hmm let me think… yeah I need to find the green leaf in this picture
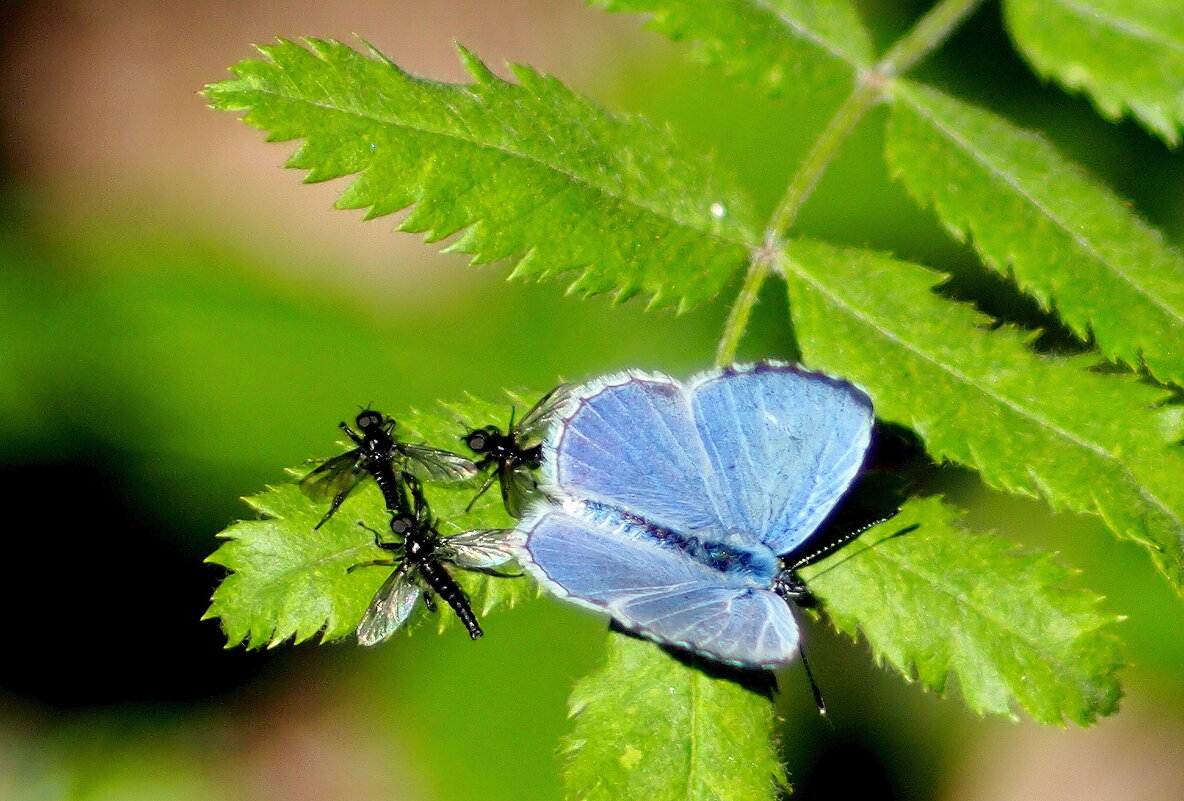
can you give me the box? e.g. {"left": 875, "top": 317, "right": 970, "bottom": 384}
{"left": 204, "top": 399, "right": 534, "bottom": 649}
{"left": 591, "top": 0, "right": 873, "bottom": 95}
{"left": 886, "top": 81, "right": 1184, "bottom": 386}
{"left": 205, "top": 38, "right": 758, "bottom": 310}
{"left": 779, "top": 238, "right": 1184, "bottom": 592}
{"left": 802, "top": 497, "right": 1124, "bottom": 725}
{"left": 1003, "top": 0, "right": 1184, "bottom": 145}
{"left": 563, "top": 632, "right": 786, "bottom": 801}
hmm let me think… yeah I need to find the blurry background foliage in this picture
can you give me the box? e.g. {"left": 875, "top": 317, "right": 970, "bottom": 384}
{"left": 1, "top": 1, "right": 1183, "bottom": 800}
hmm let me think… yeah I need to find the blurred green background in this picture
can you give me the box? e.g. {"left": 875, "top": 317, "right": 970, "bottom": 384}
{"left": 2, "top": 1, "right": 1183, "bottom": 799}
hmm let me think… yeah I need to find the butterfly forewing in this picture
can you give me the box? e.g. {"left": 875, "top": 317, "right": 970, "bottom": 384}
{"left": 689, "top": 365, "right": 873, "bottom": 554}
{"left": 357, "top": 563, "right": 421, "bottom": 645}
{"left": 546, "top": 372, "right": 730, "bottom": 537}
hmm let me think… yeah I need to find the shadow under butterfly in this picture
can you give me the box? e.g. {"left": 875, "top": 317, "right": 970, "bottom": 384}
{"left": 515, "top": 362, "right": 902, "bottom": 669}
{"left": 350, "top": 477, "right": 517, "bottom": 644}
{"left": 300, "top": 408, "right": 477, "bottom": 527}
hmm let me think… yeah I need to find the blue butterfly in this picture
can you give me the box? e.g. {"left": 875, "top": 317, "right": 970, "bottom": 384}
{"left": 515, "top": 362, "right": 874, "bottom": 667}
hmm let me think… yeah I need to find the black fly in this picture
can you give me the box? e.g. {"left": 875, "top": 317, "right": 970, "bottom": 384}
{"left": 461, "top": 384, "right": 571, "bottom": 518}
{"left": 301, "top": 409, "right": 477, "bottom": 528}
{"left": 351, "top": 478, "right": 516, "bottom": 644}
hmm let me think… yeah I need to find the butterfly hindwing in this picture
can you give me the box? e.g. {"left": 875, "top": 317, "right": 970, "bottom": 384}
{"left": 519, "top": 504, "right": 796, "bottom": 666}
{"left": 615, "top": 584, "right": 800, "bottom": 668}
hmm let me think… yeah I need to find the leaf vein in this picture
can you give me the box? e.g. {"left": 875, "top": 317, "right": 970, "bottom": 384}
{"left": 783, "top": 255, "right": 1181, "bottom": 531}
{"left": 900, "top": 91, "right": 1184, "bottom": 327}
{"left": 836, "top": 540, "right": 1096, "bottom": 683}
{"left": 243, "top": 83, "right": 751, "bottom": 252}
{"left": 749, "top": 0, "right": 864, "bottom": 66}
{"left": 1049, "top": 0, "right": 1184, "bottom": 53}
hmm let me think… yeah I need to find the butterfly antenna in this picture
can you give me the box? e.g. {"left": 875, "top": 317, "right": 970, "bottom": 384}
{"left": 787, "top": 509, "right": 903, "bottom": 572}
{"left": 805, "top": 522, "right": 921, "bottom": 584}
{"left": 799, "top": 643, "right": 828, "bottom": 719}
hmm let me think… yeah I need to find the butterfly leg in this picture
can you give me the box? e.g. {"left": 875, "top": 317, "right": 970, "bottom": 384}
{"left": 772, "top": 569, "right": 817, "bottom": 608}
{"left": 798, "top": 644, "right": 827, "bottom": 718}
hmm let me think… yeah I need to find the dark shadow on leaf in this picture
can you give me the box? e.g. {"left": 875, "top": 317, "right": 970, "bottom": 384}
{"left": 607, "top": 621, "right": 779, "bottom": 700}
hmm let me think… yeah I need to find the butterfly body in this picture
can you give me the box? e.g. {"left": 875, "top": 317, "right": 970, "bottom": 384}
{"left": 517, "top": 363, "right": 875, "bottom": 668}
{"left": 572, "top": 497, "right": 781, "bottom": 585}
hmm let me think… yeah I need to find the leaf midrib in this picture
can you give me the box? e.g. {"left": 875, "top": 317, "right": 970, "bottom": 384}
{"left": 235, "top": 527, "right": 377, "bottom": 586}
{"left": 749, "top": 0, "right": 868, "bottom": 67}
{"left": 817, "top": 536, "right": 1104, "bottom": 694}
{"left": 236, "top": 80, "right": 754, "bottom": 253}
{"left": 897, "top": 87, "right": 1184, "bottom": 328}
{"left": 783, "top": 251, "right": 1182, "bottom": 537}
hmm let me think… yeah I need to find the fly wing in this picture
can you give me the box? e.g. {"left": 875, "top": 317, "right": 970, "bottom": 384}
{"left": 513, "top": 383, "right": 575, "bottom": 445}
{"left": 356, "top": 564, "right": 420, "bottom": 645}
{"left": 501, "top": 463, "right": 541, "bottom": 519}
{"left": 299, "top": 451, "right": 365, "bottom": 502}
{"left": 440, "top": 529, "right": 516, "bottom": 569}
{"left": 398, "top": 444, "right": 478, "bottom": 483}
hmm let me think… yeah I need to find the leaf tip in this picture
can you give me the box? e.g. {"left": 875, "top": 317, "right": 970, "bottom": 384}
{"left": 354, "top": 33, "right": 395, "bottom": 66}
{"left": 455, "top": 42, "right": 496, "bottom": 85}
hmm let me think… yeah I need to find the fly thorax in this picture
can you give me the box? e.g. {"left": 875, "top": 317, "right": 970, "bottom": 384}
{"left": 519, "top": 443, "right": 544, "bottom": 469}
{"left": 365, "top": 432, "right": 394, "bottom": 454}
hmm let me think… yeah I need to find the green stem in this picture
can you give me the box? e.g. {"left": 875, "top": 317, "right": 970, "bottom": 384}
{"left": 878, "top": 0, "right": 988, "bottom": 78}
{"left": 766, "top": 82, "right": 881, "bottom": 244}
{"left": 715, "top": 253, "right": 775, "bottom": 366}
{"left": 715, "top": 83, "right": 878, "bottom": 367}
{"left": 714, "top": 0, "right": 987, "bottom": 366}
